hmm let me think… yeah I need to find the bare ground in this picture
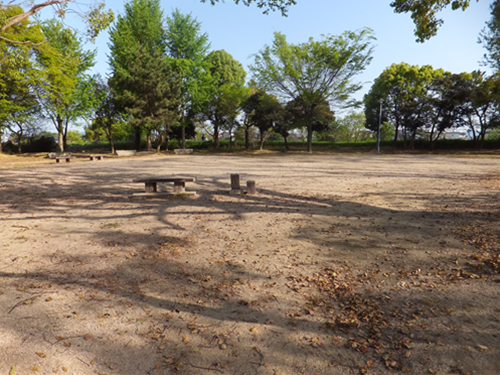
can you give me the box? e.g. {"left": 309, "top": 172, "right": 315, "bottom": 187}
{"left": 0, "top": 153, "right": 499, "bottom": 375}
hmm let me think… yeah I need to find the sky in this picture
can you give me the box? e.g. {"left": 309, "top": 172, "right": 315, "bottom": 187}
{"left": 41, "top": 0, "right": 493, "bottom": 105}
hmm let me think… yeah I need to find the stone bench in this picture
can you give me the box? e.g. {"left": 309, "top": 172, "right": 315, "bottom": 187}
{"left": 55, "top": 157, "right": 72, "bottom": 163}
{"left": 132, "top": 177, "right": 196, "bottom": 196}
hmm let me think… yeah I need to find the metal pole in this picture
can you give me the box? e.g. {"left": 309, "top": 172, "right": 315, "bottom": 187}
{"left": 377, "top": 99, "right": 383, "bottom": 153}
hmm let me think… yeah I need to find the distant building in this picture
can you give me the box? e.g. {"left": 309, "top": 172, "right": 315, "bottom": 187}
{"left": 442, "top": 130, "right": 467, "bottom": 140}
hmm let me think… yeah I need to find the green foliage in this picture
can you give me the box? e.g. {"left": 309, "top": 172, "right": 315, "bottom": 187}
{"left": 318, "top": 112, "right": 372, "bottom": 142}
{"left": 364, "top": 63, "right": 446, "bottom": 147}
{"left": 38, "top": 19, "right": 96, "bottom": 152}
{"left": 110, "top": 44, "right": 182, "bottom": 151}
{"left": 3, "top": 135, "right": 57, "bottom": 153}
{"left": 242, "top": 88, "right": 283, "bottom": 149}
{"left": 165, "top": 9, "right": 211, "bottom": 148}
{"left": 250, "top": 29, "right": 374, "bottom": 152}
{"left": 380, "top": 121, "right": 395, "bottom": 141}
{"left": 0, "top": 6, "right": 45, "bottom": 142}
{"left": 66, "top": 130, "right": 84, "bottom": 143}
{"left": 1, "top": 1, "right": 114, "bottom": 45}
{"left": 202, "top": 0, "right": 296, "bottom": 15}
{"left": 390, "top": 0, "right": 471, "bottom": 42}
{"left": 108, "top": 0, "right": 169, "bottom": 150}
{"left": 199, "top": 50, "right": 247, "bottom": 149}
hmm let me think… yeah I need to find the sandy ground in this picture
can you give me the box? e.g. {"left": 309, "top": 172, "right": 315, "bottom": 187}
{"left": 0, "top": 153, "right": 499, "bottom": 375}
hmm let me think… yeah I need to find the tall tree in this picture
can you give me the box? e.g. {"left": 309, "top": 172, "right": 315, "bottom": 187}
{"left": 479, "top": 0, "right": 500, "bottom": 72}
{"left": 165, "top": 9, "right": 211, "bottom": 149}
{"left": 37, "top": 19, "right": 96, "bottom": 151}
{"left": 108, "top": 0, "right": 166, "bottom": 150}
{"left": 0, "top": 6, "right": 45, "bottom": 153}
{"left": 467, "top": 71, "right": 500, "bottom": 149}
{"left": 200, "top": 49, "right": 246, "bottom": 149}
{"left": 251, "top": 29, "right": 374, "bottom": 152}
{"left": 364, "top": 63, "right": 444, "bottom": 148}
{"left": 112, "top": 44, "right": 181, "bottom": 152}
{"left": 241, "top": 88, "right": 281, "bottom": 150}
{"left": 91, "top": 75, "right": 123, "bottom": 153}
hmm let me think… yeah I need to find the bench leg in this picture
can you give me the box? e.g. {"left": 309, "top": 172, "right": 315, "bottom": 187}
{"left": 145, "top": 182, "right": 157, "bottom": 193}
{"left": 56, "top": 159, "right": 60, "bottom": 163}
{"left": 97, "top": 156, "right": 103, "bottom": 160}
{"left": 174, "top": 181, "right": 186, "bottom": 193}
{"left": 90, "top": 156, "right": 95, "bottom": 161}
{"left": 66, "top": 158, "right": 71, "bottom": 162}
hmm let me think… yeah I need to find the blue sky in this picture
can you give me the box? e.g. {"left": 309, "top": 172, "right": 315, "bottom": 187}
{"left": 46, "top": 0, "right": 493, "bottom": 103}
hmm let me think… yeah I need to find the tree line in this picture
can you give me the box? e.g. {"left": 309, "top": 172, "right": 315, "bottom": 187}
{"left": 1, "top": 0, "right": 499, "bottom": 154}
{"left": 1, "top": 0, "right": 375, "bottom": 154}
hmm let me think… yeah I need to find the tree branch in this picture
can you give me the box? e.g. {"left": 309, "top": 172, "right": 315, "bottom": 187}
{"left": 1, "top": 0, "right": 70, "bottom": 33}
{"left": 0, "top": 34, "right": 47, "bottom": 46}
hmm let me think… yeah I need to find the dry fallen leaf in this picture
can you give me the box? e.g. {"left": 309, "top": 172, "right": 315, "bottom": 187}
{"left": 250, "top": 327, "right": 258, "bottom": 332}
{"left": 35, "top": 352, "right": 46, "bottom": 358}
{"left": 183, "top": 337, "right": 190, "bottom": 343}
{"left": 9, "top": 366, "right": 16, "bottom": 375}
{"left": 84, "top": 334, "right": 91, "bottom": 341}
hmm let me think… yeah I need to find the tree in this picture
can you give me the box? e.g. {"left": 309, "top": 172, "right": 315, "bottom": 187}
{"left": 91, "top": 75, "right": 123, "bottom": 153}
{"left": 1, "top": 0, "right": 294, "bottom": 46}
{"left": 242, "top": 88, "right": 283, "bottom": 150}
{"left": 200, "top": 49, "right": 246, "bottom": 149}
{"left": 318, "top": 112, "right": 371, "bottom": 142}
{"left": 108, "top": 0, "right": 167, "bottom": 150}
{"left": 111, "top": 44, "right": 182, "bottom": 152}
{"left": 364, "top": 63, "right": 444, "bottom": 149}
{"left": 250, "top": 29, "right": 374, "bottom": 153}
{"left": 467, "top": 71, "right": 500, "bottom": 149}
{"left": 0, "top": 6, "right": 46, "bottom": 154}
{"left": 390, "top": 0, "right": 473, "bottom": 42}
{"left": 37, "top": 19, "right": 96, "bottom": 152}
{"left": 479, "top": 0, "right": 500, "bottom": 71}
{"left": 165, "top": 9, "right": 211, "bottom": 149}
{"left": 0, "top": 1, "right": 114, "bottom": 45}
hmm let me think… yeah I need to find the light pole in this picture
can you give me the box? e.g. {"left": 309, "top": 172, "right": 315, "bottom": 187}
{"left": 377, "top": 98, "right": 383, "bottom": 153}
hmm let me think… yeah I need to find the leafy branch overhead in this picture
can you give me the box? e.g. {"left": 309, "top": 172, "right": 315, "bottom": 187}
{"left": 202, "top": 0, "right": 297, "bottom": 15}
{"left": 0, "top": 0, "right": 114, "bottom": 45}
{"left": 390, "top": 0, "right": 473, "bottom": 42}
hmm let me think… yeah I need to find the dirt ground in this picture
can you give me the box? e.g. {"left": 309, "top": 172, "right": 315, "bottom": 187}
{"left": 0, "top": 152, "right": 499, "bottom": 375}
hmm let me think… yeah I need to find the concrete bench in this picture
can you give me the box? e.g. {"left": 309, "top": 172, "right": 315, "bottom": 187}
{"left": 55, "top": 157, "right": 72, "bottom": 163}
{"left": 89, "top": 154, "right": 105, "bottom": 161}
{"left": 132, "top": 177, "right": 196, "bottom": 196}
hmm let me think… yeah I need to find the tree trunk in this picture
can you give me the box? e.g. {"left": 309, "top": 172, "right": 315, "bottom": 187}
{"left": 165, "top": 124, "right": 169, "bottom": 151}
{"left": 57, "top": 115, "right": 64, "bottom": 152}
{"left": 156, "top": 129, "right": 164, "bottom": 153}
{"left": 135, "top": 128, "right": 141, "bottom": 151}
{"left": 259, "top": 129, "right": 265, "bottom": 150}
{"left": 307, "top": 123, "right": 313, "bottom": 153}
{"left": 284, "top": 135, "right": 289, "bottom": 150}
{"left": 147, "top": 131, "right": 152, "bottom": 151}
{"left": 108, "top": 126, "right": 115, "bottom": 154}
{"left": 181, "top": 125, "right": 186, "bottom": 149}
{"left": 213, "top": 124, "right": 219, "bottom": 149}
{"left": 17, "top": 133, "right": 22, "bottom": 154}
{"left": 63, "top": 119, "right": 69, "bottom": 151}
{"left": 245, "top": 125, "right": 249, "bottom": 150}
